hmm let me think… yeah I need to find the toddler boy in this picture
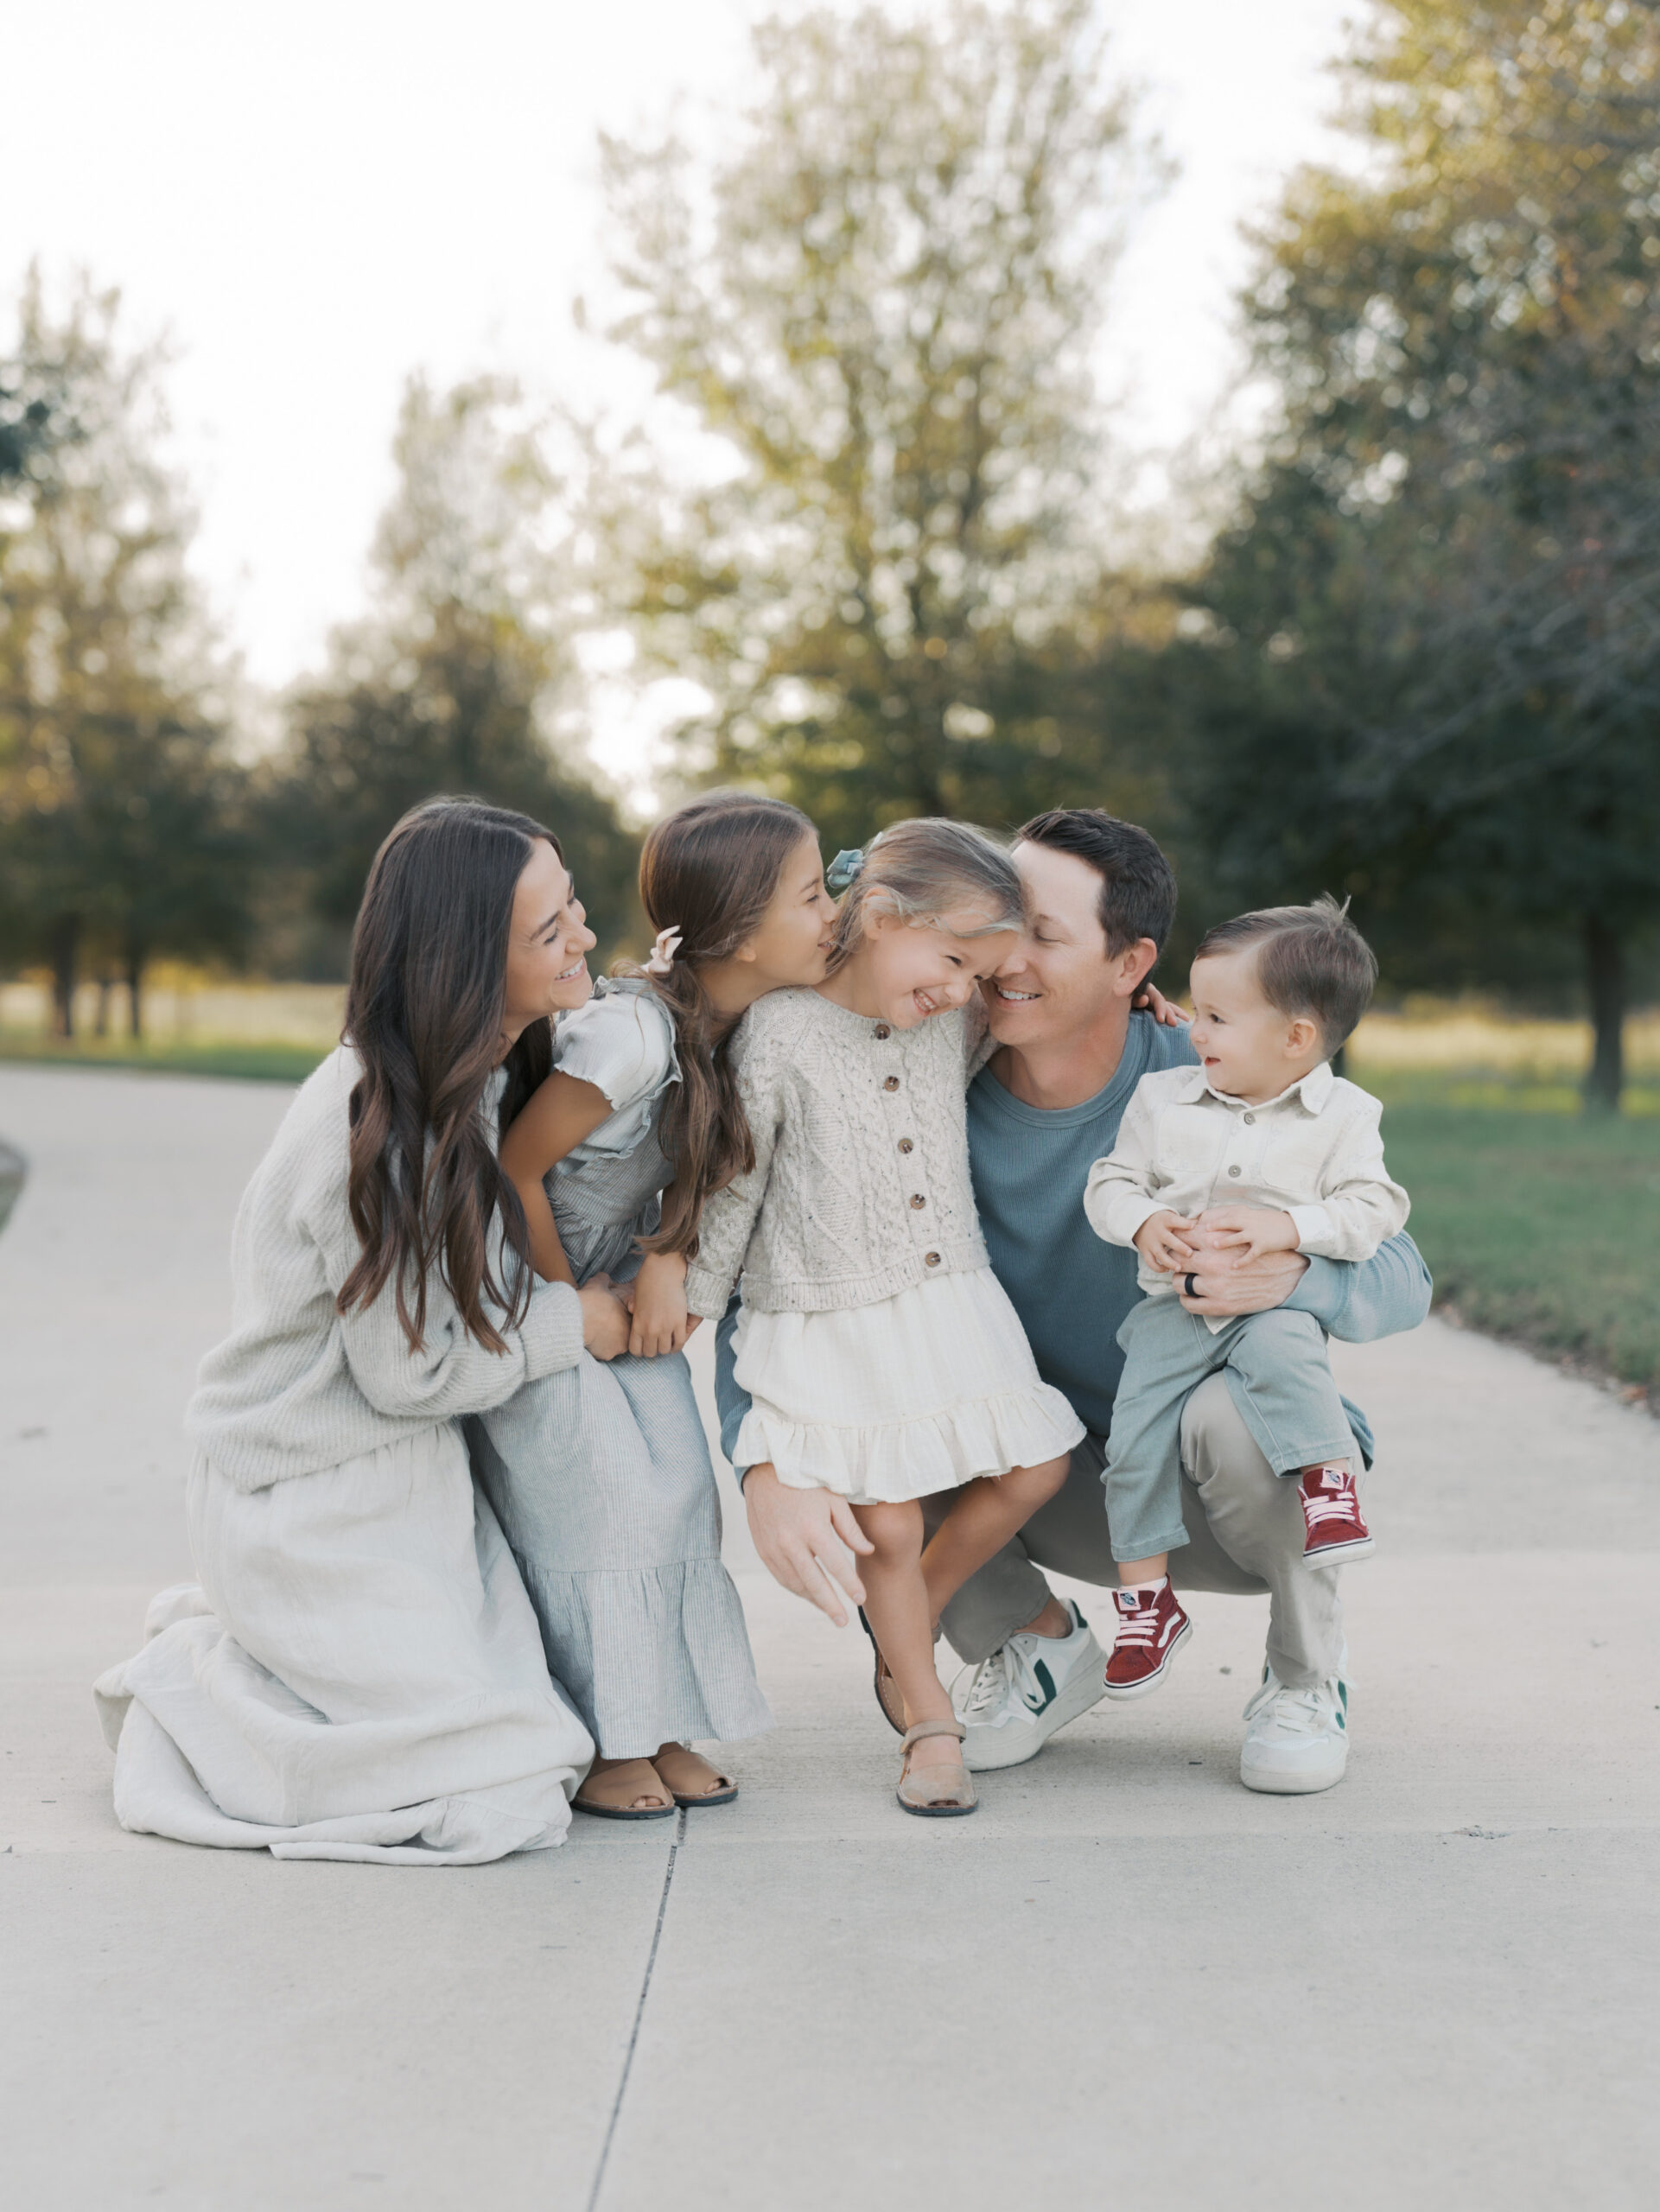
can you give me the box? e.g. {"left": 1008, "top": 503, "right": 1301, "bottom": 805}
{"left": 1082, "top": 895, "right": 1409, "bottom": 1697}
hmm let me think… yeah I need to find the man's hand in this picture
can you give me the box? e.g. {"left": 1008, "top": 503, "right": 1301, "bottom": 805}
{"left": 578, "top": 1273, "right": 633, "bottom": 1362}
{"left": 1195, "top": 1205, "right": 1299, "bottom": 1263}
{"left": 625, "top": 1249, "right": 700, "bottom": 1358}
{"left": 1134, "top": 1209, "right": 1199, "bottom": 1273}
{"left": 743, "top": 1463, "right": 874, "bottom": 1626}
{"left": 1175, "top": 1225, "right": 1309, "bottom": 1317}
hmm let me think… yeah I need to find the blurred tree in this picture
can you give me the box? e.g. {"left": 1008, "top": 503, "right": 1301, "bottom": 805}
{"left": 1171, "top": 0, "right": 1660, "bottom": 1108}
{"left": 590, "top": 0, "right": 1167, "bottom": 847}
{"left": 274, "top": 375, "right": 639, "bottom": 968}
{"left": 0, "top": 270, "right": 249, "bottom": 1035}
{"left": 0, "top": 346, "right": 69, "bottom": 484}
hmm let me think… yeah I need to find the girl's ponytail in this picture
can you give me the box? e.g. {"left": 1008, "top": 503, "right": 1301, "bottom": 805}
{"left": 626, "top": 791, "right": 817, "bottom": 1255}
{"left": 638, "top": 957, "right": 754, "bottom": 1255}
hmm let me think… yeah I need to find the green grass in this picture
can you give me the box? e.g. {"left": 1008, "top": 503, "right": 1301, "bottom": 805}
{"left": 0, "top": 1029, "right": 329, "bottom": 1084}
{"left": 1366, "top": 1071, "right": 1660, "bottom": 1397}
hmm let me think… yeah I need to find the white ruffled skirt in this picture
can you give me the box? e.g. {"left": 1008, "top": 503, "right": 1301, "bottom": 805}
{"left": 732, "top": 1265, "right": 1084, "bottom": 1506}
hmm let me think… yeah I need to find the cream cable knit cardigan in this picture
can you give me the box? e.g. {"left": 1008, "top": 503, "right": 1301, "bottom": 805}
{"left": 684, "top": 988, "right": 992, "bottom": 1320}
{"left": 187, "top": 1046, "right": 585, "bottom": 1490}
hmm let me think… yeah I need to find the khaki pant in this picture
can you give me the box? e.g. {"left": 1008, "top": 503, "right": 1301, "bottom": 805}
{"left": 927, "top": 1371, "right": 1355, "bottom": 1689}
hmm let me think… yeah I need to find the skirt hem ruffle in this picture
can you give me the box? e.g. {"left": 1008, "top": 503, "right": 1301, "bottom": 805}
{"left": 517, "top": 1556, "right": 773, "bottom": 1761}
{"left": 734, "top": 1387, "right": 1084, "bottom": 1507}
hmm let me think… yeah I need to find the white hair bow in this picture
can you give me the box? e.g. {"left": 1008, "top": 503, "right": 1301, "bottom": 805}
{"left": 646, "top": 926, "right": 683, "bottom": 976}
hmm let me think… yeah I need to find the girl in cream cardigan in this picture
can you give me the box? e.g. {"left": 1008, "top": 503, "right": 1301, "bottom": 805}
{"left": 684, "top": 821, "right": 1084, "bottom": 1815}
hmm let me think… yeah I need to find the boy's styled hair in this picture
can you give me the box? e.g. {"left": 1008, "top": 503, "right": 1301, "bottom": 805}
{"left": 1195, "top": 894, "right": 1378, "bottom": 1052}
{"left": 829, "top": 817, "right": 1024, "bottom": 967}
{"left": 1015, "top": 808, "right": 1177, "bottom": 956}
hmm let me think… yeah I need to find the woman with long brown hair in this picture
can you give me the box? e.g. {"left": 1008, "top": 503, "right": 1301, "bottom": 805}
{"left": 96, "top": 799, "right": 627, "bottom": 1863}
{"left": 477, "top": 791, "right": 838, "bottom": 1816}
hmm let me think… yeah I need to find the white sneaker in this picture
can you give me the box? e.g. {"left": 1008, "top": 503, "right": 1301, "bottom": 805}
{"left": 1238, "top": 1654, "right": 1351, "bottom": 1796}
{"left": 952, "top": 1602, "right": 1107, "bottom": 1771}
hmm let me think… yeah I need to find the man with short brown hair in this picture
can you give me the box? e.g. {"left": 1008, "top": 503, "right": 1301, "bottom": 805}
{"left": 720, "top": 810, "right": 1430, "bottom": 1793}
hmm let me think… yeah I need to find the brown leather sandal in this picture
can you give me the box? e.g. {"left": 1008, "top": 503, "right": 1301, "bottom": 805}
{"left": 896, "top": 1719, "right": 977, "bottom": 1817}
{"left": 652, "top": 1743, "right": 738, "bottom": 1808}
{"left": 574, "top": 1758, "right": 676, "bottom": 1821}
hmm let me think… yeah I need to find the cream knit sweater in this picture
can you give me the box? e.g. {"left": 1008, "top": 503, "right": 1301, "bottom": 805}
{"left": 186, "top": 1046, "right": 585, "bottom": 1490}
{"left": 684, "top": 989, "right": 991, "bottom": 1320}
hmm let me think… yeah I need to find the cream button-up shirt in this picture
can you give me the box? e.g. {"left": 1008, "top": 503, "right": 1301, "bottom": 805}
{"left": 1084, "top": 1058, "right": 1409, "bottom": 1326}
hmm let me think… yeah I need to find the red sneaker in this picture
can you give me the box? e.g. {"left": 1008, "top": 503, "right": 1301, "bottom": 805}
{"left": 1102, "top": 1580, "right": 1192, "bottom": 1700}
{"left": 1297, "top": 1465, "right": 1375, "bottom": 1561}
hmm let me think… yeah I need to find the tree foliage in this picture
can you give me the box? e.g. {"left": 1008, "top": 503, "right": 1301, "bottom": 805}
{"left": 0, "top": 270, "right": 249, "bottom": 1034}
{"left": 1172, "top": 0, "right": 1660, "bottom": 1106}
{"left": 272, "top": 376, "right": 639, "bottom": 968}
{"left": 592, "top": 0, "right": 1167, "bottom": 847}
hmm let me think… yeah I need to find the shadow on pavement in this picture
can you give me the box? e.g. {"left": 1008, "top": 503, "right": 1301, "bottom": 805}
{"left": 0, "top": 1138, "right": 25, "bottom": 1235}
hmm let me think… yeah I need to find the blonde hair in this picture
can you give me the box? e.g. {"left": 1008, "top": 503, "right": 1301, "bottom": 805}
{"left": 829, "top": 817, "right": 1024, "bottom": 969}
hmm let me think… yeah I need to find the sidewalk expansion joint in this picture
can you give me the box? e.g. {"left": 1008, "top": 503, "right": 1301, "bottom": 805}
{"left": 585, "top": 1804, "right": 686, "bottom": 2211}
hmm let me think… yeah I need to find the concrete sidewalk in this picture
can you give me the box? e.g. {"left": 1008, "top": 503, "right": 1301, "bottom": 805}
{"left": 2, "top": 1065, "right": 1656, "bottom": 2210}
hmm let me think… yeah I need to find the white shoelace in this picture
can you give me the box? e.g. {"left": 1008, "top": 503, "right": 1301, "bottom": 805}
{"left": 1301, "top": 1472, "right": 1363, "bottom": 1532}
{"left": 961, "top": 1651, "right": 1011, "bottom": 1719}
{"left": 1243, "top": 1676, "right": 1332, "bottom": 1733}
{"left": 1110, "top": 1594, "right": 1161, "bottom": 1649}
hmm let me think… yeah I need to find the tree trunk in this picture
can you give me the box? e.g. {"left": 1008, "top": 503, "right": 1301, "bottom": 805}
{"left": 1583, "top": 914, "right": 1625, "bottom": 1114}
{"left": 48, "top": 916, "right": 80, "bottom": 1039}
{"left": 94, "top": 978, "right": 111, "bottom": 1038}
{"left": 125, "top": 941, "right": 146, "bottom": 1042}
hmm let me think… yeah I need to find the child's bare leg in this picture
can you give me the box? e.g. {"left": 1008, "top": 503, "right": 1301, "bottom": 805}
{"left": 1117, "top": 1551, "right": 1168, "bottom": 1587}
{"left": 919, "top": 1453, "right": 1071, "bottom": 1624}
{"left": 852, "top": 1500, "right": 958, "bottom": 1773}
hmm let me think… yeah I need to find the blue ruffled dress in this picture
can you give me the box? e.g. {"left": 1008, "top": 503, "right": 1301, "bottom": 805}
{"left": 468, "top": 979, "right": 771, "bottom": 1759}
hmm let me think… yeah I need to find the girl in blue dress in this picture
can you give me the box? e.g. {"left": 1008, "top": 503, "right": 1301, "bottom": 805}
{"left": 472, "top": 792, "right": 839, "bottom": 1818}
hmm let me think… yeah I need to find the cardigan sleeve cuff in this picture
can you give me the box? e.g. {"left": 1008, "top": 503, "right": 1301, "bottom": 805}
{"left": 684, "top": 1262, "right": 735, "bottom": 1323}
{"left": 519, "top": 1281, "right": 586, "bottom": 1379}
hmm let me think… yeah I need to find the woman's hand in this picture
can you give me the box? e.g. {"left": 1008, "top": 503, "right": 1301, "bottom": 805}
{"left": 1131, "top": 980, "right": 1187, "bottom": 1028}
{"left": 578, "top": 1273, "right": 633, "bottom": 1363}
{"left": 626, "top": 1249, "right": 699, "bottom": 1358}
{"left": 742, "top": 1464, "right": 874, "bottom": 1625}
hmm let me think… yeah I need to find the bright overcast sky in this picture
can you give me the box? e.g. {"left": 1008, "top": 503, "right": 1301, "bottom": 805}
{"left": 6, "top": 0, "right": 1359, "bottom": 798}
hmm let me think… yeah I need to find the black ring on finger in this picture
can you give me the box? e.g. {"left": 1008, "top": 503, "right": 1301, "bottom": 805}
{"left": 1184, "top": 1272, "right": 1199, "bottom": 1299}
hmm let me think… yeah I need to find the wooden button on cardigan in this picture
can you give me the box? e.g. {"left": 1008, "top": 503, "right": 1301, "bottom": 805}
{"left": 684, "top": 989, "right": 992, "bottom": 1319}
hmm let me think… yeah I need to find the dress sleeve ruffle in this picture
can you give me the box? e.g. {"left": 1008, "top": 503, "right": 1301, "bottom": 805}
{"left": 553, "top": 982, "right": 679, "bottom": 1116}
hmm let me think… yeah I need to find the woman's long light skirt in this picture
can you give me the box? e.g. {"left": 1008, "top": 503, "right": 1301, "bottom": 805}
{"left": 93, "top": 1425, "right": 592, "bottom": 1865}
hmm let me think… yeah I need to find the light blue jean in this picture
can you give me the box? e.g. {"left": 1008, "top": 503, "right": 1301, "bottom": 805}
{"left": 1103, "top": 1298, "right": 1358, "bottom": 1565}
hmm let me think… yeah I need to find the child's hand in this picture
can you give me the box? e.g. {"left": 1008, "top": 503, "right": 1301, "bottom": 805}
{"left": 627, "top": 1249, "right": 698, "bottom": 1358}
{"left": 1196, "top": 1205, "right": 1300, "bottom": 1261}
{"left": 1130, "top": 980, "right": 1188, "bottom": 1029}
{"left": 1133, "top": 1210, "right": 1198, "bottom": 1273}
{"left": 579, "top": 1274, "right": 633, "bottom": 1363}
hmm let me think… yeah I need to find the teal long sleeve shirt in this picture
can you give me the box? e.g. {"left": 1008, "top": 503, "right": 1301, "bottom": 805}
{"left": 713, "top": 1009, "right": 1431, "bottom": 1476}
